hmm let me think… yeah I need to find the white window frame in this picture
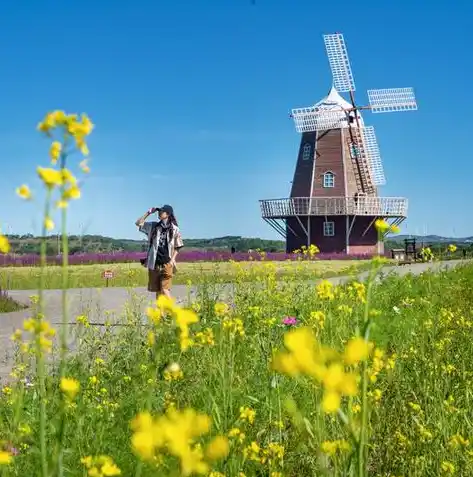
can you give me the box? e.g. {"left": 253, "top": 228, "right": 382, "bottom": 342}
{"left": 323, "top": 171, "right": 335, "bottom": 188}
{"left": 302, "top": 143, "right": 311, "bottom": 161}
{"left": 323, "top": 221, "right": 335, "bottom": 237}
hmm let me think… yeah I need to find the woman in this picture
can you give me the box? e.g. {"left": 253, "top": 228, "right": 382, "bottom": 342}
{"left": 135, "top": 204, "right": 184, "bottom": 298}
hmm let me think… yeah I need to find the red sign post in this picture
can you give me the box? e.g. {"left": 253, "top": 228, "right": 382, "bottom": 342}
{"left": 102, "top": 270, "right": 114, "bottom": 287}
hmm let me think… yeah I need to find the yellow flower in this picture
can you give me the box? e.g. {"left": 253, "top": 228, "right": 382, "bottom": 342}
{"left": 37, "top": 166, "right": 63, "bottom": 188}
{"left": 239, "top": 406, "right": 256, "bottom": 424}
{"left": 16, "top": 184, "right": 32, "bottom": 200}
{"left": 44, "top": 217, "right": 55, "bottom": 231}
{"left": 344, "top": 337, "right": 370, "bottom": 365}
{"left": 49, "top": 141, "right": 62, "bottom": 164}
{"left": 316, "top": 280, "right": 335, "bottom": 300}
{"left": 0, "top": 234, "right": 10, "bottom": 254}
{"left": 205, "top": 436, "right": 230, "bottom": 460}
{"left": 441, "top": 461, "right": 455, "bottom": 474}
{"left": 0, "top": 451, "right": 12, "bottom": 465}
{"left": 374, "top": 219, "right": 390, "bottom": 233}
{"left": 214, "top": 303, "right": 230, "bottom": 316}
{"left": 322, "top": 391, "right": 341, "bottom": 413}
{"left": 63, "top": 185, "right": 81, "bottom": 201}
{"left": 448, "top": 244, "right": 457, "bottom": 253}
{"left": 60, "top": 377, "right": 80, "bottom": 399}
{"left": 81, "top": 455, "right": 121, "bottom": 476}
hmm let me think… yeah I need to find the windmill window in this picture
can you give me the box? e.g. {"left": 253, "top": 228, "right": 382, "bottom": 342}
{"left": 302, "top": 143, "right": 311, "bottom": 161}
{"left": 323, "top": 221, "right": 335, "bottom": 237}
{"left": 323, "top": 171, "right": 335, "bottom": 188}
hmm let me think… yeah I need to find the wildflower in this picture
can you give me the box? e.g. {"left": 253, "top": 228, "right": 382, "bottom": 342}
{"left": 44, "top": 216, "right": 55, "bottom": 231}
{"left": 449, "top": 434, "right": 470, "bottom": 448}
{"left": 222, "top": 317, "right": 245, "bottom": 337}
{"left": 60, "top": 377, "right": 80, "bottom": 400}
{"left": 344, "top": 337, "right": 370, "bottom": 365}
{"left": 228, "top": 427, "right": 246, "bottom": 444}
{"left": 130, "top": 408, "right": 224, "bottom": 475}
{"left": 448, "top": 244, "right": 457, "bottom": 253}
{"left": 0, "top": 451, "right": 12, "bottom": 465}
{"left": 16, "top": 184, "right": 32, "bottom": 200}
{"left": 195, "top": 328, "right": 215, "bottom": 346}
{"left": 316, "top": 280, "right": 335, "bottom": 300}
{"left": 37, "top": 166, "right": 63, "bottom": 188}
{"left": 80, "top": 455, "right": 121, "bottom": 476}
{"left": 62, "top": 184, "right": 81, "bottom": 201}
{"left": 243, "top": 441, "right": 261, "bottom": 461}
{"left": 239, "top": 407, "right": 256, "bottom": 424}
{"left": 322, "top": 390, "right": 341, "bottom": 413}
{"left": 441, "top": 461, "right": 455, "bottom": 474}
{"left": 0, "top": 233, "right": 10, "bottom": 254}
{"left": 320, "top": 439, "right": 351, "bottom": 456}
{"left": 282, "top": 316, "right": 297, "bottom": 326}
{"left": 205, "top": 436, "right": 230, "bottom": 460}
{"left": 76, "top": 315, "right": 90, "bottom": 327}
{"left": 49, "top": 141, "right": 62, "bottom": 164}
{"left": 164, "top": 362, "right": 183, "bottom": 381}
{"left": 214, "top": 303, "right": 230, "bottom": 316}
{"left": 374, "top": 219, "right": 390, "bottom": 233}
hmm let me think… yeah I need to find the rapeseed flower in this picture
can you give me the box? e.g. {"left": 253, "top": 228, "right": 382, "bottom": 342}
{"left": 131, "top": 408, "right": 226, "bottom": 476}
{"left": 344, "top": 337, "right": 370, "bottom": 365}
{"left": 0, "top": 451, "right": 12, "bottom": 465}
{"left": 0, "top": 233, "right": 10, "bottom": 253}
{"left": 60, "top": 377, "right": 80, "bottom": 400}
{"left": 16, "top": 184, "right": 32, "bottom": 200}
{"left": 80, "top": 455, "right": 121, "bottom": 476}
{"left": 49, "top": 141, "right": 62, "bottom": 164}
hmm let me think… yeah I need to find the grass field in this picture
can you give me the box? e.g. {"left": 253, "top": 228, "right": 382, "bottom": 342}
{"left": 1, "top": 259, "right": 473, "bottom": 476}
{"left": 0, "top": 259, "right": 370, "bottom": 290}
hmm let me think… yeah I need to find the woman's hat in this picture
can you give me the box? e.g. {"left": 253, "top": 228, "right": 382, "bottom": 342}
{"left": 158, "top": 204, "right": 174, "bottom": 215}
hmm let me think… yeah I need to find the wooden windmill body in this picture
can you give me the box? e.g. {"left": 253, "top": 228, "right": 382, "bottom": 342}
{"left": 260, "top": 33, "right": 417, "bottom": 255}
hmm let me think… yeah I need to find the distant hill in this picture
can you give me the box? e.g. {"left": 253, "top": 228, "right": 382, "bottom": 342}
{"left": 5, "top": 233, "right": 472, "bottom": 256}
{"left": 5, "top": 234, "right": 286, "bottom": 255}
{"left": 390, "top": 235, "right": 473, "bottom": 244}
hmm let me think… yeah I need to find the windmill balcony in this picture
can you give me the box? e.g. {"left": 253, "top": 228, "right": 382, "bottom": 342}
{"left": 259, "top": 196, "right": 408, "bottom": 218}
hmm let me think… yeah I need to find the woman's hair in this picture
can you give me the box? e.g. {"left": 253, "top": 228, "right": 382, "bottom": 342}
{"left": 167, "top": 214, "right": 178, "bottom": 241}
{"left": 169, "top": 214, "right": 178, "bottom": 226}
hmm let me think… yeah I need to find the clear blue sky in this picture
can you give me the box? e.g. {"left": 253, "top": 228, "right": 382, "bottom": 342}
{"left": 1, "top": 0, "right": 472, "bottom": 240}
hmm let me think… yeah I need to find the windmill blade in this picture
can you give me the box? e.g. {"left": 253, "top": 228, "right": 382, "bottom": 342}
{"left": 367, "top": 87, "right": 417, "bottom": 113}
{"left": 291, "top": 107, "right": 347, "bottom": 133}
{"left": 323, "top": 33, "right": 356, "bottom": 93}
{"left": 361, "top": 126, "right": 386, "bottom": 186}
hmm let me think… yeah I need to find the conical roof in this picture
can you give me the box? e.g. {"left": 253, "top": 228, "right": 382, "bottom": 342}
{"left": 313, "top": 86, "right": 364, "bottom": 126}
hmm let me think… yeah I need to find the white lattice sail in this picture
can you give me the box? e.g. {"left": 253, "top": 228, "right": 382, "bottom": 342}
{"left": 323, "top": 33, "right": 356, "bottom": 93}
{"left": 291, "top": 108, "right": 347, "bottom": 133}
{"left": 367, "top": 88, "right": 417, "bottom": 113}
{"left": 361, "top": 126, "right": 386, "bottom": 186}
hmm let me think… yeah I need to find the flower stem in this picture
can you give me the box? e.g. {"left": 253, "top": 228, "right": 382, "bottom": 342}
{"left": 57, "top": 149, "right": 69, "bottom": 477}
{"left": 357, "top": 259, "right": 377, "bottom": 477}
{"left": 38, "top": 189, "right": 52, "bottom": 477}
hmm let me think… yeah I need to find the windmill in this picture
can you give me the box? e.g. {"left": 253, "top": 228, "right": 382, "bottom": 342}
{"left": 259, "top": 33, "right": 417, "bottom": 255}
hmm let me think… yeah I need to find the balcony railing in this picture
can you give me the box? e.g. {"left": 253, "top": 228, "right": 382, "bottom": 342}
{"left": 260, "top": 196, "right": 408, "bottom": 218}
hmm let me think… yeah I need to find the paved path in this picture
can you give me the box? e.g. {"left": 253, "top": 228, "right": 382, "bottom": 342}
{"left": 0, "top": 259, "right": 468, "bottom": 381}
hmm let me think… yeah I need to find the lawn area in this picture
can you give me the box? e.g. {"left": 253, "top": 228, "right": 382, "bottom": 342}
{"left": 0, "top": 259, "right": 369, "bottom": 290}
{"left": 1, "top": 260, "right": 473, "bottom": 475}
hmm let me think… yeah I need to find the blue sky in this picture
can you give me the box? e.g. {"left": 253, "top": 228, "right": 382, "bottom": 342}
{"left": 1, "top": 0, "right": 472, "bottom": 240}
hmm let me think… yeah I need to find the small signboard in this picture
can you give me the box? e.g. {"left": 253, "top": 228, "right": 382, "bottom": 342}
{"left": 102, "top": 270, "right": 114, "bottom": 287}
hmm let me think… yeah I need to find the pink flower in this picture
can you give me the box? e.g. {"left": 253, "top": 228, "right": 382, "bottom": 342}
{"left": 282, "top": 316, "right": 297, "bottom": 326}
